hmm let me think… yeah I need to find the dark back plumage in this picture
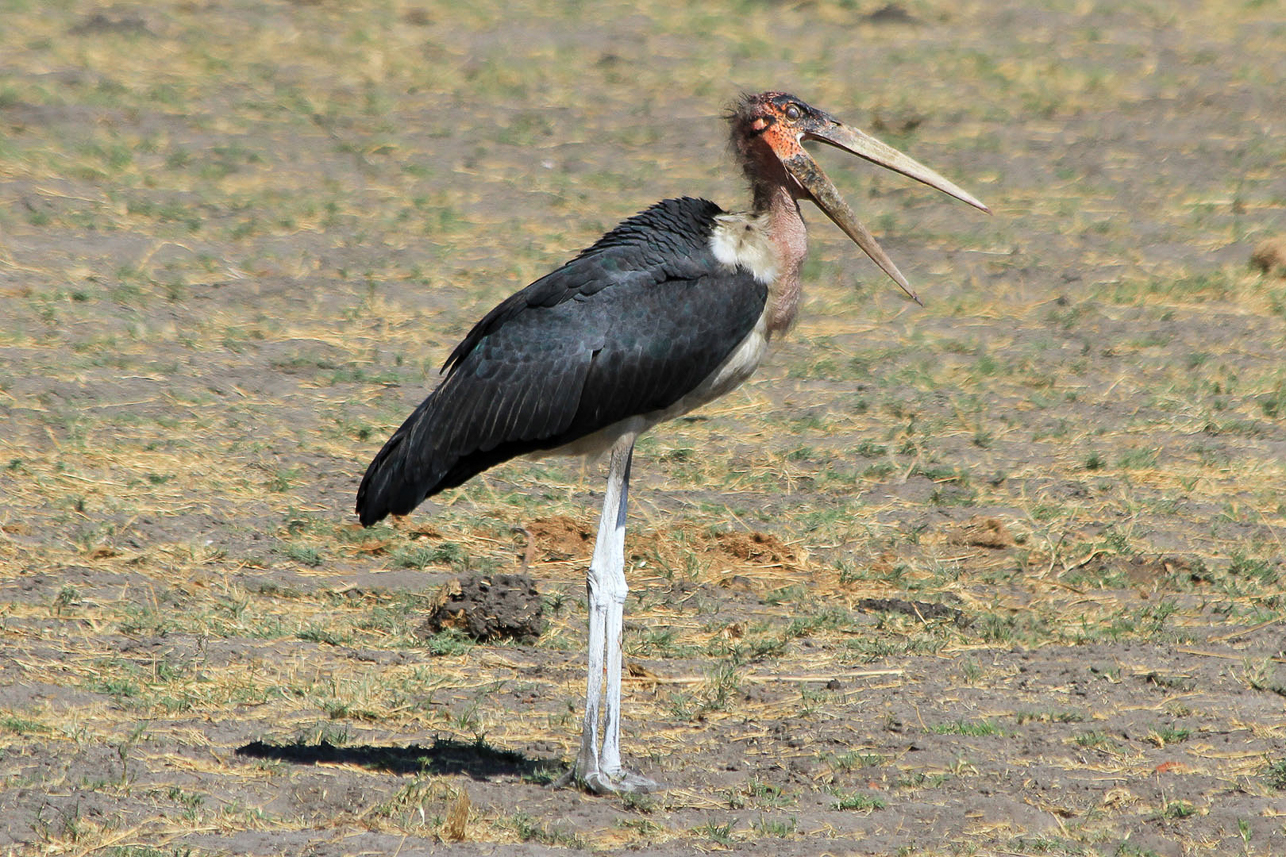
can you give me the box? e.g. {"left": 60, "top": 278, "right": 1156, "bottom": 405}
{"left": 356, "top": 197, "right": 769, "bottom": 525}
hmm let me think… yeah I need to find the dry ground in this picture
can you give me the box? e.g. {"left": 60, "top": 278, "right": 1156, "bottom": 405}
{"left": 2, "top": 0, "right": 1285, "bottom": 854}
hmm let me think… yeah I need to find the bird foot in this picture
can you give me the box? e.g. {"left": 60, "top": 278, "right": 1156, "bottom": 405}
{"left": 586, "top": 768, "right": 661, "bottom": 795}
{"left": 553, "top": 765, "right": 661, "bottom": 795}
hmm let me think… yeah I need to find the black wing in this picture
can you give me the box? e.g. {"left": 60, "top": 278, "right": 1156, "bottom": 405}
{"left": 356, "top": 197, "right": 767, "bottom": 525}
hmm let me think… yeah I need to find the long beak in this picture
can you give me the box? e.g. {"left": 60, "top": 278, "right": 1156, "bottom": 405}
{"left": 783, "top": 119, "right": 989, "bottom": 306}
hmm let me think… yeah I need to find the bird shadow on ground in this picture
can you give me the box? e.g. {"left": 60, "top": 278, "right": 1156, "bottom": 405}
{"left": 235, "top": 736, "right": 556, "bottom": 782}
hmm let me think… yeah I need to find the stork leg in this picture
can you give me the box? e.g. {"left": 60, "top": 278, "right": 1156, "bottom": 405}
{"left": 564, "top": 432, "right": 658, "bottom": 794}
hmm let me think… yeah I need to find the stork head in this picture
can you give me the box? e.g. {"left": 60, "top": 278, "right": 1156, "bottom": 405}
{"left": 729, "top": 91, "right": 989, "bottom": 305}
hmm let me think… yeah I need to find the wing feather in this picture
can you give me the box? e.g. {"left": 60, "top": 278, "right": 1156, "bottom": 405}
{"left": 356, "top": 197, "right": 769, "bottom": 525}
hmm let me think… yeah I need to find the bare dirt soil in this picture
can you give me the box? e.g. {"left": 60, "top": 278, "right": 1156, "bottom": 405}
{"left": 1, "top": 1, "right": 1284, "bottom": 855}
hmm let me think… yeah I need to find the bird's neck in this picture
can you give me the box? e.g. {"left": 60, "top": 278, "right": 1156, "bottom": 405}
{"left": 756, "top": 182, "right": 808, "bottom": 336}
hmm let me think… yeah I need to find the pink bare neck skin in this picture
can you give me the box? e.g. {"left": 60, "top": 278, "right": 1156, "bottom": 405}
{"left": 745, "top": 158, "right": 802, "bottom": 334}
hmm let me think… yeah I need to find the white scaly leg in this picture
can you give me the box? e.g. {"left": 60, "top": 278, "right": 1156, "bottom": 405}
{"left": 595, "top": 442, "right": 657, "bottom": 792}
{"left": 561, "top": 433, "right": 658, "bottom": 794}
{"left": 573, "top": 551, "right": 608, "bottom": 783}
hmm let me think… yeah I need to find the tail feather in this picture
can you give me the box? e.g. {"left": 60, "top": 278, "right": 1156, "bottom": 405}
{"left": 356, "top": 397, "right": 445, "bottom": 527}
{"left": 356, "top": 430, "right": 414, "bottom": 526}
{"left": 355, "top": 392, "right": 549, "bottom": 526}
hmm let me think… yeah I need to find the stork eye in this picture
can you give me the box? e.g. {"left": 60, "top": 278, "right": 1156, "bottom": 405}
{"left": 784, "top": 103, "right": 802, "bottom": 120}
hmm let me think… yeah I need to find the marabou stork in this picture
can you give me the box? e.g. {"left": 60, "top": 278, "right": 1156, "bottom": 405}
{"left": 357, "top": 92, "right": 988, "bottom": 793}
